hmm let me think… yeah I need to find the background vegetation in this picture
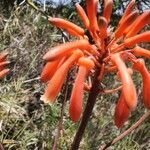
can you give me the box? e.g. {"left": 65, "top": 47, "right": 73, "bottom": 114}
{"left": 0, "top": 0, "right": 150, "bottom": 149}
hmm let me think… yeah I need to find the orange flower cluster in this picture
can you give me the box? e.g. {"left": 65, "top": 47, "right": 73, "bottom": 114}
{"left": 0, "top": 52, "right": 10, "bottom": 79}
{"left": 40, "top": 0, "right": 150, "bottom": 127}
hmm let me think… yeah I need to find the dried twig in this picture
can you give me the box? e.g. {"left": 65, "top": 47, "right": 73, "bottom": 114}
{"left": 0, "top": 142, "right": 4, "bottom": 150}
{"left": 26, "top": 0, "right": 49, "bottom": 18}
{"left": 23, "top": 77, "right": 40, "bottom": 84}
{"left": 99, "top": 110, "right": 150, "bottom": 150}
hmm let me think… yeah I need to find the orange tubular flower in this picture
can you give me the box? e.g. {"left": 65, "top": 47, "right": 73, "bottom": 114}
{"left": 75, "top": 3, "right": 90, "bottom": 29}
{"left": 40, "top": 0, "right": 150, "bottom": 127}
{"left": 69, "top": 57, "right": 94, "bottom": 122}
{"left": 133, "top": 59, "right": 150, "bottom": 109}
{"left": 103, "top": 0, "right": 113, "bottom": 23}
{"left": 114, "top": 93, "right": 130, "bottom": 128}
{"left": 41, "top": 50, "right": 83, "bottom": 103}
{"left": 119, "top": 0, "right": 135, "bottom": 25}
{"left": 48, "top": 18, "right": 85, "bottom": 37}
{"left": 40, "top": 59, "right": 61, "bottom": 83}
{"left": 124, "top": 31, "right": 150, "bottom": 48}
{"left": 132, "top": 46, "right": 150, "bottom": 58}
{"left": 125, "top": 11, "right": 150, "bottom": 38}
{"left": 86, "top": 0, "right": 99, "bottom": 31}
{"left": 43, "top": 39, "right": 95, "bottom": 61}
{"left": 115, "top": 10, "right": 139, "bottom": 38}
{"left": 111, "top": 53, "right": 137, "bottom": 110}
{"left": 116, "top": 68, "right": 133, "bottom": 81}
{"left": 98, "top": 17, "right": 108, "bottom": 39}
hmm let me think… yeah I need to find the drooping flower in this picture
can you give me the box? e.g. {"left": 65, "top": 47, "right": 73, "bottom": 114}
{"left": 114, "top": 93, "right": 130, "bottom": 128}
{"left": 69, "top": 57, "right": 94, "bottom": 122}
{"left": 133, "top": 59, "right": 150, "bottom": 109}
{"left": 111, "top": 53, "right": 137, "bottom": 110}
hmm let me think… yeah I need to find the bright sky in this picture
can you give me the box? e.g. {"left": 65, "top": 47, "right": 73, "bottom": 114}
{"left": 37, "top": 0, "right": 72, "bottom": 4}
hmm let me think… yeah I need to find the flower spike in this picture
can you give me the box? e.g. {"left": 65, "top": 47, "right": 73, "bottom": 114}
{"left": 40, "top": 0, "right": 150, "bottom": 129}
{"left": 0, "top": 61, "right": 10, "bottom": 71}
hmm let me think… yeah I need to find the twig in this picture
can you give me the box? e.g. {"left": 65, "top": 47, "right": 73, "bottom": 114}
{"left": 23, "top": 77, "right": 40, "bottom": 84}
{"left": 0, "top": 142, "right": 4, "bottom": 150}
{"left": 52, "top": 81, "right": 68, "bottom": 150}
{"left": 99, "top": 110, "right": 150, "bottom": 150}
{"left": 25, "top": 0, "right": 49, "bottom": 18}
{"left": 100, "top": 85, "right": 122, "bottom": 94}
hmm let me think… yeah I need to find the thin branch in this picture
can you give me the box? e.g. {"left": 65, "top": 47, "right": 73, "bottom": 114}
{"left": 0, "top": 143, "right": 4, "bottom": 150}
{"left": 100, "top": 85, "right": 122, "bottom": 94}
{"left": 52, "top": 76, "right": 69, "bottom": 150}
{"left": 23, "top": 77, "right": 40, "bottom": 84}
{"left": 25, "top": 0, "right": 49, "bottom": 18}
{"left": 99, "top": 110, "right": 150, "bottom": 150}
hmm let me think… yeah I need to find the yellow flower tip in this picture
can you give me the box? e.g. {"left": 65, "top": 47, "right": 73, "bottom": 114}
{"left": 40, "top": 95, "right": 54, "bottom": 104}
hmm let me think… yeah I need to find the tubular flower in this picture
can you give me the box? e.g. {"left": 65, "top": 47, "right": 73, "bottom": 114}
{"left": 115, "top": 93, "right": 130, "bottom": 128}
{"left": 69, "top": 57, "right": 95, "bottom": 122}
{"left": 40, "top": 0, "right": 150, "bottom": 127}
{"left": 131, "top": 46, "right": 150, "bottom": 58}
{"left": 133, "top": 59, "right": 150, "bottom": 109}
{"left": 40, "top": 59, "right": 60, "bottom": 83}
{"left": 0, "top": 52, "right": 10, "bottom": 78}
{"left": 111, "top": 53, "right": 137, "bottom": 110}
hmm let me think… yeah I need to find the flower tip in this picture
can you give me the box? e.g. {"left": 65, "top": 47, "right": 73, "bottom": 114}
{"left": 69, "top": 112, "right": 80, "bottom": 122}
{"left": 70, "top": 117, "right": 80, "bottom": 122}
{"left": 40, "top": 95, "right": 53, "bottom": 104}
{"left": 43, "top": 53, "right": 54, "bottom": 61}
{"left": 0, "top": 69, "right": 10, "bottom": 78}
{"left": 43, "top": 54, "right": 48, "bottom": 61}
{"left": 115, "top": 121, "right": 124, "bottom": 128}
